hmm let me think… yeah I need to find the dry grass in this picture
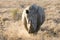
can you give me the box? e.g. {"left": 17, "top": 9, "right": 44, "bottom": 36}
{"left": 0, "top": 0, "right": 60, "bottom": 40}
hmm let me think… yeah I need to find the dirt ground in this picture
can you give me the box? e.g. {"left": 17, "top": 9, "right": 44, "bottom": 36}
{"left": 0, "top": 0, "right": 60, "bottom": 40}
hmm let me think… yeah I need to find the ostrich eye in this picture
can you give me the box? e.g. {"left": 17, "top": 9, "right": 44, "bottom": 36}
{"left": 26, "top": 10, "right": 29, "bottom": 14}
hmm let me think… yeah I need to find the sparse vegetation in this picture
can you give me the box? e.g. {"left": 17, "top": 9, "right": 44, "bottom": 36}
{"left": 10, "top": 8, "right": 21, "bottom": 21}
{"left": 11, "top": 9, "right": 19, "bottom": 20}
{"left": 0, "top": 0, "right": 60, "bottom": 40}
